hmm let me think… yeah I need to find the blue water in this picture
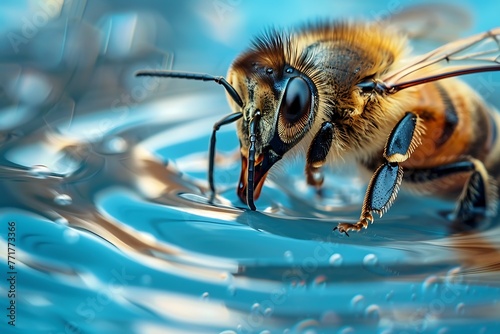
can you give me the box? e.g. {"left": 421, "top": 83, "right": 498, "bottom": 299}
{"left": 1, "top": 1, "right": 500, "bottom": 333}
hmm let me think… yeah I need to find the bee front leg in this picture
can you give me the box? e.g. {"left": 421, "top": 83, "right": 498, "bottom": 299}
{"left": 306, "top": 122, "right": 334, "bottom": 190}
{"left": 334, "top": 112, "right": 422, "bottom": 235}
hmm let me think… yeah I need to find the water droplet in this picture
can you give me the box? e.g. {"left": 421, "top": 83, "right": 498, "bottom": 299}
{"left": 26, "top": 295, "right": 51, "bottom": 306}
{"left": 365, "top": 304, "right": 381, "bottom": 321}
{"left": 351, "top": 294, "right": 365, "bottom": 311}
{"left": 284, "top": 250, "right": 294, "bottom": 262}
{"left": 259, "top": 330, "right": 271, "bottom": 334}
{"left": 219, "top": 331, "right": 237, "bottom": 334}
{"left": 302, "top": 330, "right": 317, "bottom": 334}
{"left": 438, "top": 327, "right": 450, "bottom": 334}
{"left": 455, "top": 302, "right": 465, "bottom": 315}
{"left": 385, "top": 290, "right": 394, "bottom": 301}
{"left": 141, "top": 275, "right": 152, "bottom": 285}
{"left": 339, "top": 326, "right": 355, "bottom": 334}
{"left": 264, "top": 307, "right": 273, "bottom": 317}
{"left": 103, "top": 136, "right": 128, "bottom": 154}
{"left": 29, "top": 164, "right": 51, "bottom": 179}
{"left": 363, "top": 253, "right": 378, "bottom": 266}
{"left": 445, "top": 267, "right": 464, "bottom": 285}
{"left": 320, "top": 310, "right": 340, "bottom": 325}
{"left": 422, "top": 275, "right": 440, "bottom": 293}
{"left": 251, "top": 303, "right": 260, "bottom": 312}
{"left": 293, "top": 319, "right": 319, "bottom": 333}
{"left": 220, "top": 271, "right": 233, "bottom": 282}
{"left": 54, "top": 193, "right": 72, "bottom": 206}
{"left": 329, "top": 253, "right": 343, "bottom": 266}
{"left": 201, "top": 292, "right": 209, "bottom": 300}
{"left": 54, "top": 217, "right": 69, "bottom": 226}
{"left": 227, "top": 285, "right": 236, "bottom": 296}
{"left": 63, "top": 228, "right": 79, "bottom": 244}
{"left": 314, "top": 275, "right": 327, "bottom": 287}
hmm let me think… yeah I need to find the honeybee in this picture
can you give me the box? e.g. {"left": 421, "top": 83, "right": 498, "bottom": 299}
{"left": 137, "top": 14, "right": 500, "bottom": 235}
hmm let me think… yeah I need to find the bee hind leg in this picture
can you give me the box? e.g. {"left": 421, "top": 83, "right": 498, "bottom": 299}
{"left": 334, "top": 112, "right": 422, "bottom": 235}
{"left": 405, "top": 158, "right": 498, "bottom": 227}
{"left": 453, "top": 164, "right": 497, "bottom": 225}
{"left": 443, "top": 159, "right": 496, "bottom": 224}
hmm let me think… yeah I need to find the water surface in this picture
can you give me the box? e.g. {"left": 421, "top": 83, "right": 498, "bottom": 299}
{"left": 1, "top": 1, "right": 500, "bottom": 333}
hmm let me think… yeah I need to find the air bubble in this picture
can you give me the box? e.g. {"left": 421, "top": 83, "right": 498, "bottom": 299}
{"left": 54, "top": 193, "right": 72, "bottom": 206}
{"left": 363, "top": 253, "right": 378, "bottom": 266}
{"left": 329, "top": 253, "right": 343, "bottom": 266}
{"left": 264, "top": 307, "right": 273, "bottom": 317}
{"left": 201, "top": 292, "right": 209, "bottom": 300}
{"left": 29, "top": 164, "right": 51, "bottom": 179}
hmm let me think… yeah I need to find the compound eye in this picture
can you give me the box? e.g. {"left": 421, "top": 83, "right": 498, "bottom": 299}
{"left": 278, "top": 76, "right": 312, "bottom": 143}
{"left": 281, "top": 77, "right": 311, "bottom": 123}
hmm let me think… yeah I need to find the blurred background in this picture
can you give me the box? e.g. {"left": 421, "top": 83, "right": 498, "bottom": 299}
{"left": 1, "top": 1, "right": 500, "bottom": 334}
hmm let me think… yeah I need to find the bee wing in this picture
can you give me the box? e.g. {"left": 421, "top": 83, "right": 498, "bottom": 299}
{"left": 382, "top": 28, "right": 500, "bottom": 93}
{"left": 383, "top": 4, "right": 472, "bottom": 42}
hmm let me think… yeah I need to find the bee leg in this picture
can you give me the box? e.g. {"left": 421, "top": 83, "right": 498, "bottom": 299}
{"left": 208, "top": 112, "right": 243, "bottom": 198}
{"left": 306, "top": 122, "right": 334, "bottom": 191}
{"left": 453, "top": 159, "right": 498, "bottom": 224}
{"left": 334, "top": 112, "right": 421, "bottom": 235}
{"left": 334, "top": 162, "right": 403, "bottom": 234}
{"left": 405, "top": 158, "right": 498, "bottom": 224}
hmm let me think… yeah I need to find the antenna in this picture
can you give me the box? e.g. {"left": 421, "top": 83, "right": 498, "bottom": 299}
{"left": 135, "top": 69, "right": 248, "bottom": 207}
{"left": 135, "top": 70, "right": 244, "bottom": 107}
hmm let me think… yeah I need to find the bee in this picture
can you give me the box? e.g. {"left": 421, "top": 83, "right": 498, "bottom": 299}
{"left": 136, "top": 14, "right": 500, "bottom": 235}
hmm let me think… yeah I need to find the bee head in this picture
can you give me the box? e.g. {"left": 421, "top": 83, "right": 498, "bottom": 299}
{"left": 227, "top": 32, "right": 319, "bottom": 204}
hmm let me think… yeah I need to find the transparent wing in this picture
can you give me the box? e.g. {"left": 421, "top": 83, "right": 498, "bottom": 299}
{"left": 382, "top": 28, "right": 500, "bottom": 93}
{"left": 383, "top": 4, "right": 472, "bottom": 43}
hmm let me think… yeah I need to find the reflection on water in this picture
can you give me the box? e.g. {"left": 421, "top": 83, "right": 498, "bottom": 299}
{"left": 1, "top": 1, "right": 500, "bottom": 334}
